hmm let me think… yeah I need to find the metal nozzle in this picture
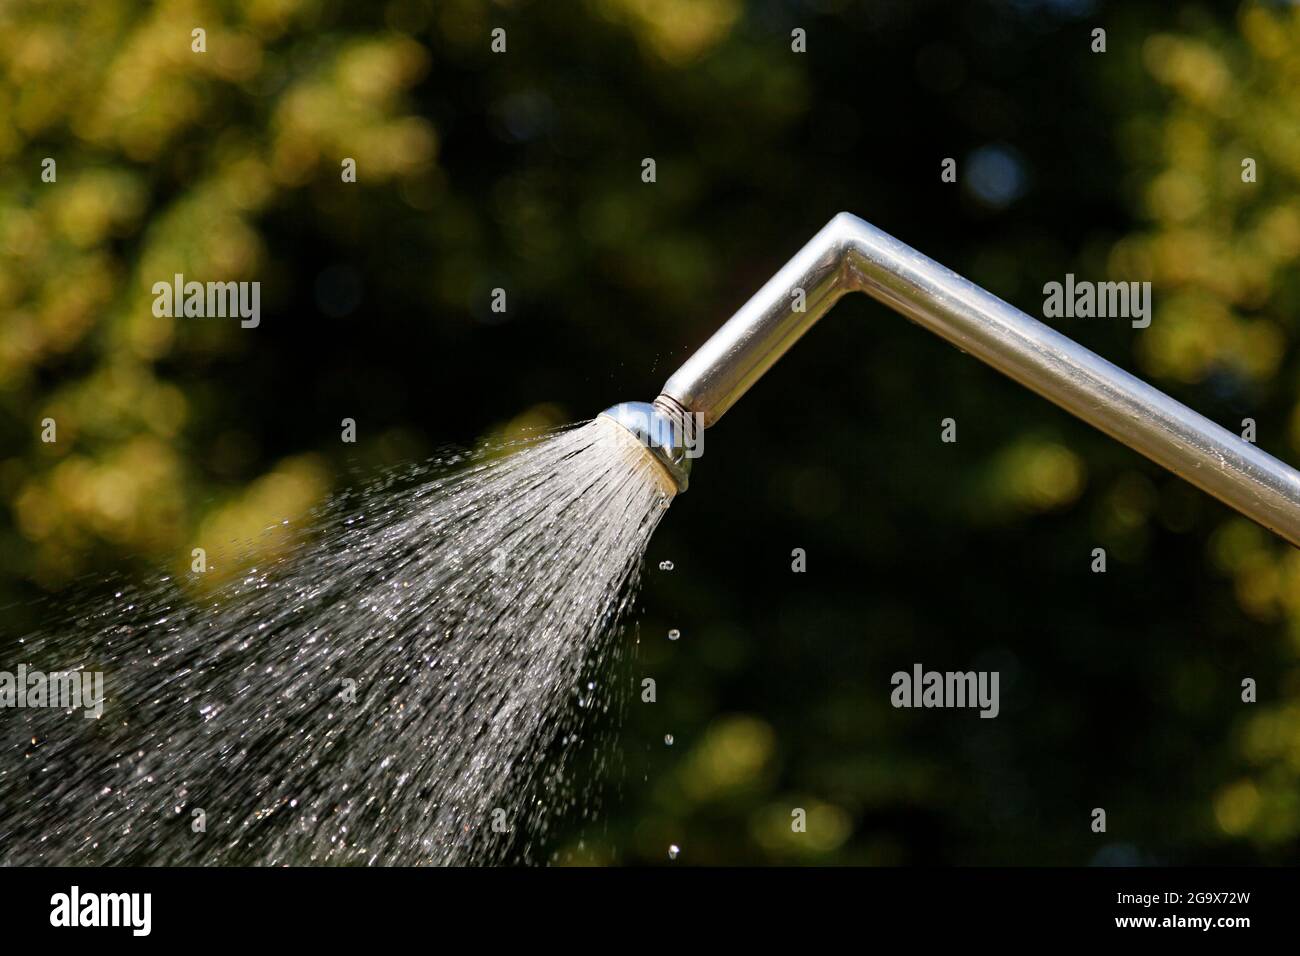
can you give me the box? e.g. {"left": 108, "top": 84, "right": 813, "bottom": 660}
{"left": 598, "top": 399, "right": 692, "bottom": 492}
{"left": 654, "top": 212, "right": 1300, "bottom": 547}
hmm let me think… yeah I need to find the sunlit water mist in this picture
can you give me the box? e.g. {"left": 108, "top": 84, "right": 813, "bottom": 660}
{"left": 0, "top": 417, "right": 674, "bottom": 865}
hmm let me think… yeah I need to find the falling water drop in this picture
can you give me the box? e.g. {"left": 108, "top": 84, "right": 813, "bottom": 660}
{"left": 667, "top": 628, "right": 680, "bottom": 641}
{"left": 664, "top": 734, "right": 674, "bottom": 746}
{"left": 668, "top": 844, "right": 680, "bottom": 860}
{"left": 658, "top": 560, "right": 674, "bottom": 571}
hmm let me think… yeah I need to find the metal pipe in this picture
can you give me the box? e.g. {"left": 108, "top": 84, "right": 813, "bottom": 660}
{"left": 657, "top": 212, "right": 1300, "bottom": 548}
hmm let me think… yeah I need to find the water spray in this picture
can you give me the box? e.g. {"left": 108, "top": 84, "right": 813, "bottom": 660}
{"left": 606, "top": 212, "right": 1300, "bottom": 547}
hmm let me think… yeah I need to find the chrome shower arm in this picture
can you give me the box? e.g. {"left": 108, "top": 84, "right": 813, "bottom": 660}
{"left": 658, "top": 212, "right": 1300, "bottom": 548}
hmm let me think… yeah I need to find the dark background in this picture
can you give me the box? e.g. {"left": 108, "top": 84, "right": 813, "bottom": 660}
{"left": 2, "top": 0, "right": 1298, "bottom": 864}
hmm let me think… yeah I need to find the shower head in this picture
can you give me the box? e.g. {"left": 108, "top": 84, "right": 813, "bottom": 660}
{"left": 641, "top": 212, "right": 1300, "bottom": 548}
{"left": 598, "top": 399, "right": 693, "bottom": 493}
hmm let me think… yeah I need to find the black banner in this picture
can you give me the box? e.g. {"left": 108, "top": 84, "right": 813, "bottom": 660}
{"left": 0, "top": 866, "right": 1285, "bottom": 942}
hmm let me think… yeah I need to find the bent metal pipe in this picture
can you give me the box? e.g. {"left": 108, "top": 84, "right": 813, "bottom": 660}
{"left": 650, "top": 213, "right": 1300, "bottom": 548}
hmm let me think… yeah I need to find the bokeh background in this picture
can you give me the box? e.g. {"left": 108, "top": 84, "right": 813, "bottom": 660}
{"left": 3, "top": 0, "right": 1300, "bottom": 865}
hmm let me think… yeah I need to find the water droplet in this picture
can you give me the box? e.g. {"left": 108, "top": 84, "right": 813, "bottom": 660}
{"left": 664, "top": 734, "right": 674, "bottom": 746}
{"left": 658, "top": 560, "right": 674, "bottom": 571}
{"left": 668, "top": 844, "right": 680, "bottom": 860}
{"left": 667, "top": 628, "right": 680, "bottom": 641}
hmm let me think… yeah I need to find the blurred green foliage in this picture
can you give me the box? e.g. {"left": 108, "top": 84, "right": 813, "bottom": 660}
{"left": 1, "top": 0, "right": 1298, "bottom": 864}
